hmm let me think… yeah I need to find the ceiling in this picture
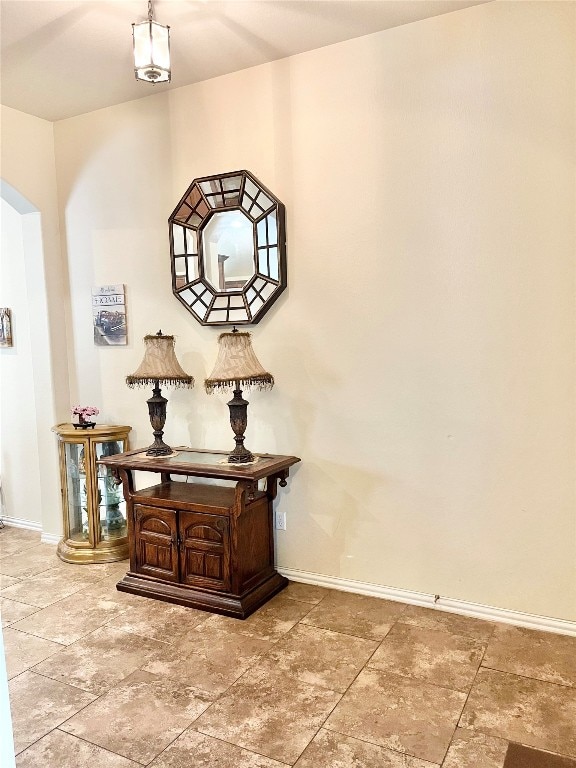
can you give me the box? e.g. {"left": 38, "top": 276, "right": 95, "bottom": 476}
{"left": 0, "top": 0, "right": 490, "bottom": 122}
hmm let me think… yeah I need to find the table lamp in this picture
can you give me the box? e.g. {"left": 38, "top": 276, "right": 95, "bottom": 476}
{"left": 205, "top": 329, "right": 273, "bottom": 463}
{"left": 126, "top": 331, "right": 194, "bottom": 456}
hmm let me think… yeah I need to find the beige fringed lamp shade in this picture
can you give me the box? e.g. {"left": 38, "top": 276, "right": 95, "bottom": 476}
{"left": 126, "top": 333, "right": 194, "bottom": 388}
{"left": 205, "top": 332, "right": 274, "bottom": 393}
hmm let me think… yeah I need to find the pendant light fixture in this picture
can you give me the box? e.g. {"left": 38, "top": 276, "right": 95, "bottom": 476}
{"left": 132, "top": 0, "right": 171, "bottom": 84}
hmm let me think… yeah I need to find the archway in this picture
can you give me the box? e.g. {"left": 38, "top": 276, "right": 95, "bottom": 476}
{"left": 0, "top": 180, "right": 61, "bottom": 540}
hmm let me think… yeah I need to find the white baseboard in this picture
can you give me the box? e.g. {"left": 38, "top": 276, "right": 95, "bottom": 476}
{"left": 1, "top": 518, "right": 60, "bottom": 546}
{"left": 1, "top": 517, "right": 42, "bottom": 532}
{"left": 3, "top": 522, "right": 574, "bottom": 636}
{"left": 278, "top": 567, "right": 576, "bottom": 637}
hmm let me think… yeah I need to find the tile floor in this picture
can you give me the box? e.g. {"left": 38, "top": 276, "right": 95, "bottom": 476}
{"left": 1, "top": 525, "right": 576, "bottom": 767}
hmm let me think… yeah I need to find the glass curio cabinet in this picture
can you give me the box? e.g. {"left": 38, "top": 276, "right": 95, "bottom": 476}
{"left": 52, "top": 423, "right": 131, "bottom": 563}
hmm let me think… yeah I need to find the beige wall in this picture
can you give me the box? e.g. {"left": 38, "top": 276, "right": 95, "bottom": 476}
{"left": 50, "top": 1, "right": 576, "bottom": 620}
{"left": 0, "top": 106, "right": 69, "bottom": 535}
{"left": 0, "top": 200, "right": 42, "bottom": 524}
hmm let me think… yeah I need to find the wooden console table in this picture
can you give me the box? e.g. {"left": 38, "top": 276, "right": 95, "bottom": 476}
{"left": 98, "top": 448, "right": 300, "bottom": 618}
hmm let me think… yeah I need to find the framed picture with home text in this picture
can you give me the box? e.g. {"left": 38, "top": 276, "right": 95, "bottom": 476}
{"left": 92, "top": 285, "right": 127, "bottom": 346}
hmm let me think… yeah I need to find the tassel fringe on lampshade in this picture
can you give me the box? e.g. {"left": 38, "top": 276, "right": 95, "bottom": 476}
{"left": 126, "top": 333, "right": 194, "bottom": 389}
{"left": 205, "top": 332, "right": 274, "bottom": 393}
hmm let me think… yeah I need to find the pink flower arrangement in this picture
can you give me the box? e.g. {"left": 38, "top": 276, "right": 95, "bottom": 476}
{"left": 71, "top": 406, "right": 99, "bottom": 419}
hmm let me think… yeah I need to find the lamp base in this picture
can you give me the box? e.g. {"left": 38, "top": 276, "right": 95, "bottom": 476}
{"left": 227, "top": 446, "right": 254, "bottom": 464}
{"left": 227, "top": 387, "right": 254, "bottom": 463}
{"left": 146, "top": 384, "right": 171, "bottom": 457}
{"left": 145, "top": 440, "right": 173, "bottom": 457}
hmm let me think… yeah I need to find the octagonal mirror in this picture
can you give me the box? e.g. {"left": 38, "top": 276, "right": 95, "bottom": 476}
{"left": 169, "top": 170, "right": 286, "bottom": 326}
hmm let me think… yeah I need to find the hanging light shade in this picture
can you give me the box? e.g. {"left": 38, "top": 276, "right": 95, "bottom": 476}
{"left": 132, "top": 0, "right": 171, "bottom": 84}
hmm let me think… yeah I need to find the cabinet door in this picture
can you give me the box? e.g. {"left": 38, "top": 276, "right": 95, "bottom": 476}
{"left": 134, "top": 504, "right": 178, "bottom": 582}
{"left": 179, "top": 512, "right": 230, "bottom": 592}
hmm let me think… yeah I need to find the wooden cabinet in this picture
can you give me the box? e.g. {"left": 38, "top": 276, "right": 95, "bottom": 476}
{"left": 179, "top": 510, "right": 231, "bottom": 591}
{"left": 131, "top": 485, "right": 236, "bottom": 592}
{"left": 99, "top": 448, "right": 300, "bottom": 618}
{"left": 133, "top": 505, "right": 178, "bottom": 582}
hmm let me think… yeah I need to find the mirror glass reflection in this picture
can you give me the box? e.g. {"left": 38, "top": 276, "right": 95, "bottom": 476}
{"left": 170, "top": 170, "right": 286, "bottom": 325}
{"left": 203, "top": 211, "right": 255, "bottom": 292}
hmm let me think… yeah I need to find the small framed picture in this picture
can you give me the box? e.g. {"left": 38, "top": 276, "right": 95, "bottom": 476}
{"left": 92, "top": 285, "right": 127, "bottom": 346}
{"left": 0, "top": 308, "right": 13, "bottom": 347}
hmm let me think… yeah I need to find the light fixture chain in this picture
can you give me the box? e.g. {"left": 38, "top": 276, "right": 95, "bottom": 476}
{"left": 133, "top": 0, "right": 171, "bottom": 84}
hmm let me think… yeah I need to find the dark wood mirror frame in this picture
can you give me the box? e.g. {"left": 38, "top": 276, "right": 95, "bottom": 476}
{"left": 169, "top": 170, "right": 286, "bottom": 326}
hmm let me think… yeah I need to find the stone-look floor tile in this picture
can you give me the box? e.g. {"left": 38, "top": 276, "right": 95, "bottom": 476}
{"left": 368, "top": 622, "right": 485, "bottom": 691}
{"left": 107, "top": 559, "right": 130, "bottom": 575}
{"left": 301, "top": 590, "right": 406, "bottom": 641}
{"left": 51, "top": 558, "right": 129, "bottom": 579}
{"left": 48, "top": 561, "right": 130, "bottom": 593}
{"left": 0, "top": 565, "right": 102, "bottom": 608}
{"left": 0, "top": 526, "right": 40, "bottom": 541}
{"left": 325, "top": 668, "right": 466, "bottom": 764}
{"left": 105, "top": 598, "right": 208, "bottom": 644}
{"left": 259, "top": 623, "right": 378, "bottom": 692}
{"left": 32, "top": 624, "right": 170, "bottom": 695}
{"left": 398, "top": 605, "right": 495, "bottom": 641}
{"left": 283, "top": 581, "right": 329, "bottom": 605}
{"left": 83, "top": 575, "right": 146, "bottom": 607}
{"left": 0, "top": 573, "right": 21, "bottom": 589}
{"left": 0, "top": 528, "right": 41, "bottom": 558}
{"left": 0, "top": 544, "right": 58, "bottom": 578}
{"left": 1, "top": 597, "right": 40, "bottom": 626}
{"left": 16, "top": 729, "right": 141, "bottom": 768}
{"left": 148, "top": 729, "right": 288, "bottom": 768}
{"left": 10, "top": 584, "right": 130, "bottom": 644}
{"left": 144, "top": 624, "right": 273, "bottom": 695}
{"left": 442, "top": 728, "right": 509, "bottom": 768}
{"left": 194, "top": 666, "right": 342, "bottom": 764}
{"left": 460, "top": 668, "right": 576, "bottom": 758}
{"left": 294, "top": 729, "right": 439, "bottom": 767}
{"left": 3, "top": 627, "right": 63, "bottom": 678}
{"left": 483, "top": 624, "right": 576, "bottom": 687}
{"left": 61, "top": 669, "right": 214, "bottom": 764}
{"left": 9, "top": 670, "right": 96, "bottom": 754}
{"left": 204, "top": 592, "right": 313, "bottom": 642}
